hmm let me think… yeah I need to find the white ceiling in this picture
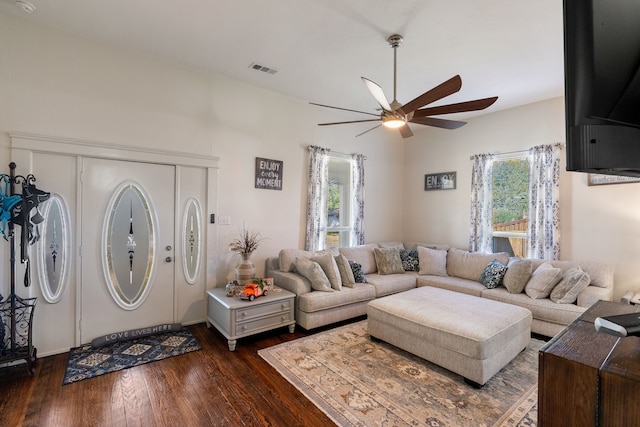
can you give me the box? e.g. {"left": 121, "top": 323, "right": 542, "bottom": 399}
{"left": 0, "top": 0, "right": 565, "bottom": 121}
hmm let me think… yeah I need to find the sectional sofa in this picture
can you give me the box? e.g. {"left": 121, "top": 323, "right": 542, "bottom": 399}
{"left": 264, "top": 242, "right": 614, "bottom": 337}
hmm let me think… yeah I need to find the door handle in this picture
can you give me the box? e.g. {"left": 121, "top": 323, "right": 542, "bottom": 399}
{"left": 165, "top": 257, "right": 173, "bottom": 263}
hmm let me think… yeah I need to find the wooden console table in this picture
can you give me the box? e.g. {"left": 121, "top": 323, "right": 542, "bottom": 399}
{"left": 538, "top": 300, "right": 640, "bottom": 426}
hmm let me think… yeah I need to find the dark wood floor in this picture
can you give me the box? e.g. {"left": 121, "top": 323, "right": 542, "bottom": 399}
{"left": 0, "top": 318, "right": 363, "bottom": 427}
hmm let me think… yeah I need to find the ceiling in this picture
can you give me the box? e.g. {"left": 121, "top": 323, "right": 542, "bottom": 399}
{"left": 0, "top": 0, "right": 565, "bottom": 122}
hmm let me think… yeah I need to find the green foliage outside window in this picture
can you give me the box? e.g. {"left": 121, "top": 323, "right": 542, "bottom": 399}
{"left": 492, "top": 159, "right": 529, "bottom": 224}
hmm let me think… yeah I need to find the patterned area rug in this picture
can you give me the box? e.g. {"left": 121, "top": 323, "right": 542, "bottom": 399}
{"left": 63, "top": 328, "right": 201, "bottom": 385}
{"left": 259, "top": 320, "right": 539, "bottom": 427}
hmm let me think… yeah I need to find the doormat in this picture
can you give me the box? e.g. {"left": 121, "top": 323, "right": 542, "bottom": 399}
{"left": 63, "top": 328, "right": 201, "bottom": 385}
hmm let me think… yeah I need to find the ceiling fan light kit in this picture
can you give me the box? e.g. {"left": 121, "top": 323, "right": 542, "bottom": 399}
{"left": 311, "top": 34, "right": 498, "bottom": 138}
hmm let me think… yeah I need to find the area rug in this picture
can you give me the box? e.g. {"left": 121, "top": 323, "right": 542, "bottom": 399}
{"left": 63, "top": 328, "right": 201, "bottom": 385}
{"left": 259, "top": 320, "right": 539, "bottom": 427}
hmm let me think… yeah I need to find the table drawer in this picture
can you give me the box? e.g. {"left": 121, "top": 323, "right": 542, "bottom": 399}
{"left": 235, "top": 299, "right": 292, "bottom": 322}
{"left": 236, "top": 312, "right": 294, "bottom": 337}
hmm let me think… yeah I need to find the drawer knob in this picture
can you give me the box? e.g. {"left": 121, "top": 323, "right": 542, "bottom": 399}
{"left": 241, "top": 312, "right": 247, "bottom": 317}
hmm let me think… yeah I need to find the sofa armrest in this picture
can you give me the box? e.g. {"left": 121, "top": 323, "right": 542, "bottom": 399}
{"left": 577, "top": 285, "right": 613, "bottom": 308}
{"left": 265, "top": 267, "right": 312, "bottom": 296}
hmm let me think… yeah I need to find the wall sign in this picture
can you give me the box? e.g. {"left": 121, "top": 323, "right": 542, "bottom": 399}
{"left": 255, "top": 157, "right": 283, "bottom": 190}
{"left": 425, "top": 171, "right": 456, "bottom": 191}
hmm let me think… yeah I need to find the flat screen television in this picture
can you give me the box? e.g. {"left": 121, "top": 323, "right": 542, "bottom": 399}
{"left": 564, "top": 0, "right": 640, "bottom": 176}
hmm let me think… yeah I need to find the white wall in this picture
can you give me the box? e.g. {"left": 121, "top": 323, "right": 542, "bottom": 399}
{"left": 404, "top": 97, "right": 640, "bottom": 301}
{"left": 0, "top": 12, "right": 404, "bottom": 353}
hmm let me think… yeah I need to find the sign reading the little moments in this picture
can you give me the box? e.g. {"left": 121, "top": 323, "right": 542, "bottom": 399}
{"left": 255, "top": 157, "right": 283, "bottom": 190}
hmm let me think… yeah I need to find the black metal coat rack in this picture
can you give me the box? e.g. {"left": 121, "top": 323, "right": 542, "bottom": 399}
{"left": 0, "top": 162, "right": 38, "bottom": 374}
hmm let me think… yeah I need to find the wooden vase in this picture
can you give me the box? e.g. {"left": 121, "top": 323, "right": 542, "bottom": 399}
{"left": 235, "top": 253, "right": 256, "bottom": 285}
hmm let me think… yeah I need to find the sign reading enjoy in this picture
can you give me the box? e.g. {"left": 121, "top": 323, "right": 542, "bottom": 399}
{"left": 255, "top": 157, "right": 283, "bottom": 190}
{"left": 424, "top": 171, "right": 456, "bottom": 191}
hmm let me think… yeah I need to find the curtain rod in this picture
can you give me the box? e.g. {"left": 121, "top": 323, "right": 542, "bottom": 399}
{"left": 308, "top": 145, "right": 367, "bottom": 160}
{"left": 470, "top": 148, "right": 528, "bottom": 160}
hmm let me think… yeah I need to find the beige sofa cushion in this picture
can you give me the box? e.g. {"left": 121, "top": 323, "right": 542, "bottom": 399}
{"left": 339, "top": 244, "right": 378, "bottom": 274}
{"left": 550, "top": 267, "right": 590, "bottom": 304}
{"left": 334, "top": 254, "right": 356, "bottom": 288}
{"left": 295, "top": 258, "right": 333, "bottom": 292}
{"left": 503, "top": 260, "right": 532, "bottom": 294}
{"left": 311, "top": 252, "right": 342, "bottom": 291}
{"left": 417, "top": 246, "right": 448, "bottom": 276}
{"left": 525, "top": 263, "right": 562, "bottom": 299}
{"left": 279, "top": 248, "right": 336, "bottom": 272}
{"left": 446, "top": 248, "right": 509, "bottom": 281}
{"left": 373, "top": 247, "right": 405, "bottom": 275}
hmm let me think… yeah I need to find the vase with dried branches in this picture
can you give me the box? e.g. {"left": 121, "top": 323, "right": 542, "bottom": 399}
{"left": 229, "top": 226, "right": 265, "bottom": 285}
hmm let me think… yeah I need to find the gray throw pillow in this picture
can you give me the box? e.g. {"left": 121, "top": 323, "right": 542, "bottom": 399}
{"left": 373, "top": 247, "right": 405, "bottom": 275}
{"left": 525, "top": 263, "right": 563, "bottom": 299}
{"left": 550, "top": 267, "right": 591, "bottom": 304}
{"left": 295, "top": 257, "right": 333, "bottom": 292}
{"left": 311, "top": 252, "right": 342, "bottom": 290}
{"left": 503, "top": 260, "right": 532, "bottom": 294}
{"left": 334, "top": 254, "right": 356, "bottom": 288}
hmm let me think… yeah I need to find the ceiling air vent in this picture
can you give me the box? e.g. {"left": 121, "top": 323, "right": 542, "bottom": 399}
{"left": 249, "top": 63, "right": 278, "bottom": 75}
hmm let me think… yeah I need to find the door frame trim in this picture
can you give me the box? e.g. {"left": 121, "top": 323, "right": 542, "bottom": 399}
{"left": 10, "top": 133, "right": 219, "bottom": 347}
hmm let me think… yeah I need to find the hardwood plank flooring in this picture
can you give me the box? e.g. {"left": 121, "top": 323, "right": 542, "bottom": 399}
{"left": 1, "top": 318, "right": 364, "bottom": 427}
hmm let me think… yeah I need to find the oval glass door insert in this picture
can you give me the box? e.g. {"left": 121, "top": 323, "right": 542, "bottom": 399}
{"left": 103, "top": 182, "right": 156, "bottom": 310}
{"left": 182, "top": 197, "right": 202, "bottom": 284}
{"left": 37, "top": 194, "right": 70, "bottom": 304}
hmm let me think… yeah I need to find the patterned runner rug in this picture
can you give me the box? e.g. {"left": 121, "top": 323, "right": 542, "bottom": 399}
{"left": 259, "top": 320, "right": 539, "bottom": 426}
{"left": 63, "top": 328, "right": 201, "bottom": 385}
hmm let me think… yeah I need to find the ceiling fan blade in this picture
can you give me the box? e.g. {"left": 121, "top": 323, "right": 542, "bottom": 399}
{"left": 362, "top": 77, "right": 392, "bottom": 111}
{"left": 412, "top": 97, "right": 499, "bottom": 117}
{"left": 309, "top": 102, "right": 380, "bottom": 118}
{"left": 401, "top": 75, "right": 463, "bottom": 114}
{"left": 318, "top": 119, "right": 381, "bottom": 126}
{"left": 410, "top": 116, "right": 467, "bottom": 130}
{"left": 356, "top": 124, "right": 382, "bottom": 137}
{"left": 398, "top": 124, "right": 413, "bottom": 138}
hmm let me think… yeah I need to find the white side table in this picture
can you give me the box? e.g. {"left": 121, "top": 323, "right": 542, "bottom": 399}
{"left": 206, "top": 287, "right": 295, "bottom": 351}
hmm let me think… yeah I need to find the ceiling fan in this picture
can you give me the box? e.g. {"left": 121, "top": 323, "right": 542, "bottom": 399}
{"left": 311, "top": 34, "right": 498, "bottom": 138}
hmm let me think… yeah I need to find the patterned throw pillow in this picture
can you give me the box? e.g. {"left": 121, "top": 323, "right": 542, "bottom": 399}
{"left": 479, "top": 259, "right": 508, "bottom": 289}
{"left": 373, "top": 247, "right": 405, "bottom": 275}
{"left": 349, "top": 261, "right": 367, "bottom": 283}
{"left": 399, "top": 249, "right": 419, "bottom": 271}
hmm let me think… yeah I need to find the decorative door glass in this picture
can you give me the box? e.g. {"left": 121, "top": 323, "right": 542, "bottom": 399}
{"left": 103, "top": 182, "right": 156, "bottom": 310}
{"left": 37, "top": 194, "right": 70, "bottom": 303}
{"left": 182, "top": 197, "right": 202, "bottom": 284}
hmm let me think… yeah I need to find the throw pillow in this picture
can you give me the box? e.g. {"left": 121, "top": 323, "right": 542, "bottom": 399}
{"left": 295, "top": 257, "right": 333, "bottom": 292}
{"left": 525, "top": 263, "right": 563, "bottom": 299}
{"left": 550, "top": 267, "right": 591, "bottom": 304}
{"left": 349, "top": 261, "right": 367, "bottom": 283}
{"left": 399, "top": 249, "right": 419, "bottom": 271}
{"left": 334, "top": 254, "right": 356, "bottom": 288}
{"left": 417, "top": 246, "right": 448, "bottom": 276}
{"left": 339, "top": 244, "right": 378, "bottom": 274}
{"left": 311, "top": 252, "right": 342, "bottom": 291}
{"left": 373, "top": 247, "right": 405, "bottom": 275}
{"left": 479, "top": 259, "right": 508, "bottom": 289}
{"left": 503, "top": 260, "right": 532, "bottom": 294}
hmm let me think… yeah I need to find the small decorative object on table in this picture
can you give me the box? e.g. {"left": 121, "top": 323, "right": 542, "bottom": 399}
{"left": 240, "top": 279, "right": 268, "bottom": 301}
{"left": 225, "top": 281, "right": 238, "bottom": 297}
{"left": 228, "top": 225, "right": 265, "bottom": 285}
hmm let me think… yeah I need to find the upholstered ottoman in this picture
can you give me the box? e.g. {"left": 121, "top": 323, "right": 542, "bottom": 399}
{"left": 367, "top": 286, "right": 532, "bottom": 386}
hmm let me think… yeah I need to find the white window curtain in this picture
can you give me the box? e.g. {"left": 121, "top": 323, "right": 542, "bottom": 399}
{"left": 469, "top": 153, "right": 494, "bottom": 252}
{"left": 527, "top": 143, "right": 563, "bottom": 260}
{"left": 350, "top": 153, "right": 365, "bottom": 246}
{"left": 305, "top": 145, "right": 331, "bottom": 251}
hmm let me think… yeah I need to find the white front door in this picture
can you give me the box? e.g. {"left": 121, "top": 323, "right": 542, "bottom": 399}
{"left": 80, "top": 158, "right": 175, "bottom": 343}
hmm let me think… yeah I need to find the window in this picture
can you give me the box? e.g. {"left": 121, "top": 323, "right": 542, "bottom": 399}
{"left": 491, "top": 156, "right": 530, "bottom": 257}
{"left": 325, "top": 156, "right": 352, "bottom": 249}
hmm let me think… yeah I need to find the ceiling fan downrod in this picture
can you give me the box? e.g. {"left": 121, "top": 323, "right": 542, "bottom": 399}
{"left": 388, "top": 34, "right": 403, "bottom": 107}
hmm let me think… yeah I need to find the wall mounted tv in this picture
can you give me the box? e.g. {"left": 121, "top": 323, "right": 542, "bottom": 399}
{"left": 564, "top": 0, "right": 640, "bottom": 177}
